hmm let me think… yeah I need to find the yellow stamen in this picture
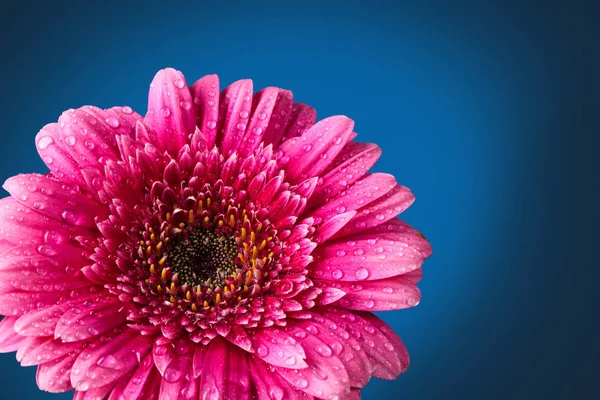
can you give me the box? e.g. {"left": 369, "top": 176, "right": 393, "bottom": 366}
{"left": 204, "top": 216, "right": 210, "bottom": 224}
{"left": 250, "top": 231, "right": 256, "bottom": 242}
{"left": 229, "top": 214, "right": 235, "bottom": 228}
{"left": 191, "top": 303, "right": 197, "bottom": 311}
{"left": 215, "top": 293, "right": 221, "bottom": 303}
{"left": 170, "top": 282, "right": 176, "bottom": 292}
{"left": 198, "top": 200, "right": 203, "bottom": 213}
{"left": 203, "top": 301, "right": 209, "bottom": 308}
{"left": 186, "top": 291, "right": 192, "bottom": 301}
{"left": 156, "top": 242, "right": 163, "bottom": 251}
{"left": 206, "top": 198, "right": 211, "bottom": 207}
{"left": 188, "top": 210, "right": 194, "bottom": 223}
{"left": 145, "top": 246, "right": 152, "bottom": 256}
{"left": 150, "top": 233, "right": 156, "bottom": 242}
{"left": 159, "top": 255, "right": 168, "bottom": 266}
{"left": 241, "top": 227, "right": 247, "bottom": 239}
{"left": 157, "top": 285, "right": 163, "bottom": 292}
{"left": 169, "top": 296, "right": 176, "bottom": 303}
{"left": 259, "top": 239, "right": 267, "bottom": 250}
{"left": 166, "top": 212, "right": 171, "bottom": 221}
{"left": 149, "top": 264, "right": 156, "bottom": 274}
{"left": 161, "top": 268, "right": 167, "bottom": 280}
{"left": 252, "top": 246, "right": 258, "bottom": 259}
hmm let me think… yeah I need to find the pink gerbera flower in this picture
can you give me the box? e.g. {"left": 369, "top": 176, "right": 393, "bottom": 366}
{"left": 0, "top": 68, "right": 431, "bottom": 399}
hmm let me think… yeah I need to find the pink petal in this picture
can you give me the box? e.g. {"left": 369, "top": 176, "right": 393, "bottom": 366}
{"left": 253, "top": 328, "right": 308, "bottom": 369}
{"left": 320, "top": 308, "right": 408, "bottom": 379}
{"left": 35, "top": 123, "right": 85, "bottom": 185}
{"left": 279, "top": 103, "right": 317, "bottom": 145}
{"left": 0, "top": 316, "right": 25, "bottom": 352}
{"left": 55, "top": 303, "right": 128, "bottom": 342}
{"left": 144, "top": 68, "right": 197, "bottom": 155}
{"left": 3, "top": 173, "right": 108, "bottom": 229}
{"left": 275, "top": 325, "right": 351, "bottom": 399}
{"left": 190, "top": 74, "right": 220, "bottom": 149}
{"left": 158, "top": 344, "right": 194, "bottom": 400}
{"left": 333, "top": 185, "right": 415, "bottom": 239}
{"left": 200, "top": 337, "right": 252, "bottom": 400}
{"left": 258, "top": 89, "right": 295, "bottom": 147}
{"left": 309, "top": 227, "right": 430, "bottom": 281}
{"left": 317, "top": 275, "right": 422, "bottom": 311}
{"left": 309, "top": 142, "right": 382, "bottom": 210}
{"left": 20, "top": 337, "right": 83, "bottom": 367}
{"left": 238, "top": 88, "right": 294, "bottom": 157}
{"left": 278, "top": 116, "right": 355, "bottom": 182}
{"left": 74, "top": 385, "right": 115, "bottom": 400}
{"left": 0, "top": 286, "right": 99, "bottom": 318}
{"left": 108, "top": 353, "right": 155, "bottom": 400}
{"left": 71, "top": 329, "right": 153, "bottom": 391}
{"left": 218, "top": 79, "right": 254, "bottom": 156}
{"left": 57, "top": 107, "right": 123, "bottom": 174}
{"left": 0, "top": 197, "right": 93, "bottom": 249}
{"left": 37, "top": 352, "right": 79, "bottom": 393}
{"left": 313, "top": 210, "right": 357, "bottom": 243}
{"left": 249, "top": 357, "right": 313, "bottom": 400}
{"left": 308, "top": 173, "right": 397, "bottom": 224}
{"left": 296, "top": 316, "right": 372, "bottom": 388}
{"left": 0, "top": 243, "right": 92, "bottom": 294}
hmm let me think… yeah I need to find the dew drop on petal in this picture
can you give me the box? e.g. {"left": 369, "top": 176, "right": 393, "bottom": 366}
{"left": 174, "top": 79, "right": 185, "bottom": 89}
{"left": 207, "top": 120, "right": 217, "bottom": 129}
{"left": 355, "top": 268, "right": 369, "bottom": 280}
{"left": 332, "top": 269, "right": 343, "bottom": 279}
{"left": 65, "top": 136, "right": 76, "bottom": 146}
{"left": 160, "top": 107, "right": 171, "bottom": 117}
{"left": 106, "top": 117, "right": 120, "bottom": 128}
{"left": 37, "top": 136, "right": 54, "bottom": 150}
{"left": 163, "top": 366, "right": 182, "bottom": 383}
{"left": 295, "top": 378, "right": 308, "bottom": 389}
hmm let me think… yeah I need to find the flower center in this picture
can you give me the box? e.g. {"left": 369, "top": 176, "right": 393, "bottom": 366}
{"left": 167, "top": 228, "right": 238, "bottom": 288}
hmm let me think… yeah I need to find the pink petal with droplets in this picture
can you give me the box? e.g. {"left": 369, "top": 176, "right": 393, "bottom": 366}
{"left": 0, "top": 198, "right": 93, "bottom": 248}
{"left": 108, "top": 353, "right": 155, "bottom": 400}
{"left": 4, "top": 173, "right": 108, "bottom": 228}
{"left": 320, "top": 308, "right": 408, "bottom": 380}
{"left": 308, "top": 173, "right": 397, "bottom": 224}
{"left": 218, "top": 79, "right": 254, "bottom": 156}
{"left": 279, "top": 103, "right": 317, "bottom": 145}
{"left": 190, "top": 74, "right": 220, "bottom": 148}
{"left": 275, "top": 325, "right": 351, "bottom": 399}
{"left": 333, "top": 185, "right": 415, "bottom": 239}
{"left": 238, "top": 88, "right": 293, "bottom": 157}
{"left": 309, "top": 142, "right": 382, "bottom": 210}
{"left": 249, "top": 357, "right": 313, "bottom": 400}
{"left": 144, "top": 68, "right": 197, "bottom": 155}
{"left": 55, "top": 303, "right": 128, "bottom": 342}
{"left": 317, "top": 275, "right": 422, "bottom": 311}
{"left": 57, "top": 107, "right": 125, "bottom": 174}
{"left": 253, "top": 328, "right": 308, "bottom": 369}
{"left": 37, "top": 352, "right": 79, "bottom": 393}
{"left": 20, "top": 337, "right": 84, "bottom": 367}
{"left": 200, "top": 337, "right": 252, "bottom": 400}
{"left": 71, "top": 329, "right": 153, "bottom": 390}
{"left": 0, "top": 316, "right": 25, "bottom": 352}
{"left": 35, "top": 123, "right": 85, "bottom": 185}
{"left": 278, "top": 116, "right": 355, "bottom": 182}
{"left": 309, "top": 227, "right": 430, "bottom": 281}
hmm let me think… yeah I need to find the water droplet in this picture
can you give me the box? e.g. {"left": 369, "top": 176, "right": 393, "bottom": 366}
{"left": 295, "top": 378, "right": 308, "bottom": 389}
{"left": 355, "top": 268, "right": 369, "bottom": 280}
{"left": 65, "top": 266, "right": 77, "bottom": 276}
{"left": 336, "top": 250, "right": 346, "bottom": 257}
{"left": 180, "top": 100, "right": 192, "bottom": 110}
{"left": 316, "top": 344, "right": 332, "bottom": 357}
{"left": 236, "top": 122, "right": 247, "bottom": 130}
{"left": 407, "top": 297, "right": 419, "bottom": 306}
{"left": 61, "top": 209, "right": 78, "bottom": 224}
{"left": 353, "top": 249, "right": 364, "bottom": 256}
{"left": 163, "top": 365, "right": 182, "bottom": 382}
{"left": 37, "top": 245, "right": 57, "bottom": 257}
{"left": 33, "top": 202, "right": 44, "bottom": 210}
{"left": 122, "top": 106, "right": 133, "bottom": 114}
{"left": 160, "top": 107, "right": 171, "bottom": 117}
{"left": 37, "top": 136, "right": 54, "bottom": 150}
{"left": 174, "top": 79, "right": 185, "bottom": 89}
{"left": 106, "top": 117, "right": 120, "bottom": 128}
{"left": 332, "top": 269, "right": 343, "bottom": 279}
{"left": 284, "top": 356, "right": 296, "bottom": 366}
{"left": 258, "top": 112, "right": 267, "bottom": 120}
{"left": 382, "top": 287, "right": 393, "bottom": 294}
{"left": 333, "top": 137, "right": 342, "bottom": 145}
{"left": 257, "top": 344, "right": 269, "bottom": 357}
{"left": 207, "top": 120, "right": 217, "bottom": 129}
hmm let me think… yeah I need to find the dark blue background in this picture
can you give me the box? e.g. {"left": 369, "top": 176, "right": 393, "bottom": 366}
{"left": 1, "top": 0, "right": 598, "bottom": 399}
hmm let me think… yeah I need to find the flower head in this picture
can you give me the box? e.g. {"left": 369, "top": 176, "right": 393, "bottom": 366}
{"left": 0, "top": 68, "right": 431, "bottom": 399}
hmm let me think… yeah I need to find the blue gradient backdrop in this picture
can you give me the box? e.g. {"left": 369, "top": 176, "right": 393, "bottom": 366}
{"left": 0, "top": 0, "right": 598, "bottom": 399}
